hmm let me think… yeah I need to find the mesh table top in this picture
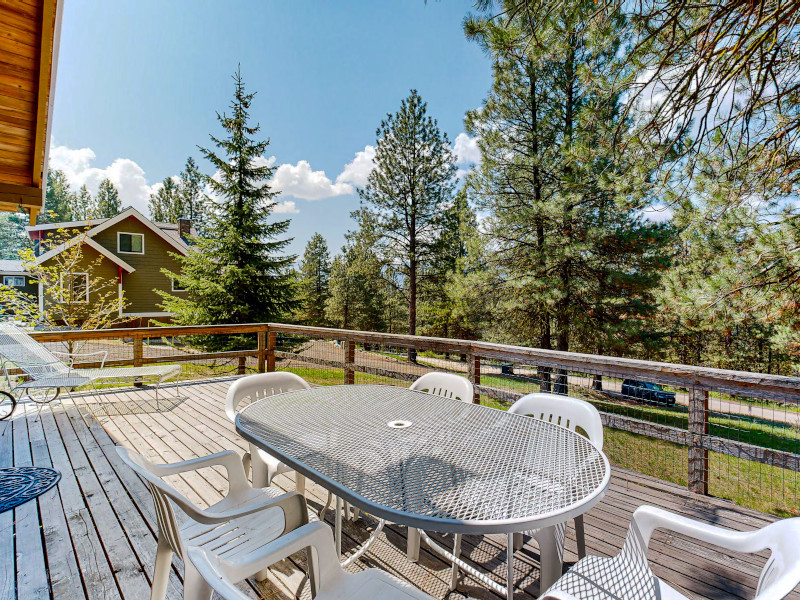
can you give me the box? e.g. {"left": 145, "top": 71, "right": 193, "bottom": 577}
{"left": 237, "top": 384, "right": 610, "bottom": 534}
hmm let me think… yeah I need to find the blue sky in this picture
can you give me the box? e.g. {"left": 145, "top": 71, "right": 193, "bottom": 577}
{"left": 50, "top": 1, "right": 492, "bottom": 257}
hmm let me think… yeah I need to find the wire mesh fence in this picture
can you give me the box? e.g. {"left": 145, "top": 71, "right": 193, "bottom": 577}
{"left": 6, "top": 323, "right": 798, "bottom": 517}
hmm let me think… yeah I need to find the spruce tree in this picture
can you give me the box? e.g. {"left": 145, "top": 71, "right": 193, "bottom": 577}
{"left": 149, "top": 177, "right": 183, "bottom": 222}
{"left": 158, "top": 68, "right": 296, "bottom": 348}
{"left": 0, "top": 210, "right": 31, "bottom": 259}
{"left": 178, "top": 157, "right": 208, "bottom": 235}
{"left": 94, "top": 179, "right": 121, "bottom": 217}
{"left": 297, "top": 233, "right": 331, "bottom": 326}
{"left": 71, "top": 185, "right": 94, "bottom": 221}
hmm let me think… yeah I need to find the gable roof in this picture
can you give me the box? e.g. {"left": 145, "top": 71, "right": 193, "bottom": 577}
{"left": 0, "top": 260, "right": 26, "bottom": 275}
{"left": 34, "top": 235, "right": 136, "bottom": 272}
{"left": 81, "top": 207, "right": 190, "bottom": 254}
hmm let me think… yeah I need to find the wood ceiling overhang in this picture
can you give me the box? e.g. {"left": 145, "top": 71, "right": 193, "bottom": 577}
{"left": 0, "top": 0, "right": 61, "bottom": 224}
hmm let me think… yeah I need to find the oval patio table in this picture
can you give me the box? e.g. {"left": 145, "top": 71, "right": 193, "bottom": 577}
{"left": 236, "top": 383, "right": 611, "bottom": 598}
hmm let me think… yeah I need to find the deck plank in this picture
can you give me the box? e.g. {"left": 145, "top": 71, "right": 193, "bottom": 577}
{"left": 2, "top": 377, "right": 797, "bottom": 600}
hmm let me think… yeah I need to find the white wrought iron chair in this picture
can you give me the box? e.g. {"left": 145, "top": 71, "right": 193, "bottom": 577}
{"left": 116, "top": 446, "right": 313, "bottom": 600}
{"left": 447, "top": 392, "right": 604, "bottom": 592}
{"left": 406, "top": 372, "right": 474, "bottom": 565}
{"left": 186, "top": 521, "right": 442, "bottom": 600}
{"left": 541, "top": 505, "right": 800, "bottom": 600}
{"left": 225, "top": 372, "right": 311, "bottom": 491}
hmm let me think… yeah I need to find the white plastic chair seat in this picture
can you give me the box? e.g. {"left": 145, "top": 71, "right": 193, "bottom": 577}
{"left": 187, "top": 521, "right": 459, "bottom": 600}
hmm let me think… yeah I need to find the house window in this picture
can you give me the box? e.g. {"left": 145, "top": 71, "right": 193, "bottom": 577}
{"left": 171, "top": 278, "right": 187, "bottom": 292}
{"left": 60, "top": 273, "right": 89, "bottom": 303}
{"left": 3, "top": 276, "right": 25, "bottom": 287}
{"left": 118, "top": 232, "right": 144, "bottom": 254}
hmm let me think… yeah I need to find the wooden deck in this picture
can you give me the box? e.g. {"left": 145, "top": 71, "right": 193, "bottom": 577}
{"left": 1, "top": 377, "right": 797, "bottom": 600}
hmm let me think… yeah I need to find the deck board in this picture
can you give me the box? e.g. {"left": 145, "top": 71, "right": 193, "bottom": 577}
{"left": 1, "top": 376, "right": 797, "bottom": 600}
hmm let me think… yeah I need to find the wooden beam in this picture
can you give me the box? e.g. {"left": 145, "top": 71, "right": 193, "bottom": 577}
{"left": 31, "top": 0, "right": 56, "bottom": 188}
{"left": 0, "top": 182, "right": 43, "bottom": 219}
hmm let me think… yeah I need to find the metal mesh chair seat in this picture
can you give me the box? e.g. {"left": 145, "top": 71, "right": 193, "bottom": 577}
{"left": 75, "top": 364, "right": 181, "bottom": 382}
{"left": 19, "top": 375, "right": 91, "bottom": 389}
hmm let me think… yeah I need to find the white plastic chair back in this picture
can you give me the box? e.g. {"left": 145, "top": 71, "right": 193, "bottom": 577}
{"left": 509, "top": 393, "right": 603, "bottom": 450}
{"left": 410, "top": 372, "right": 473, "bottom": 403}
{"left": 116, "top": 447, "right": 191, "bottom": 557}
{"left": 225, "top": 371, "right": 311, "bottom": 422}
{"left": 751, "top": 519, "right": 800, "bottom": 598}
{"left": 0, "top": 324, "right": 71, "bottom": 380}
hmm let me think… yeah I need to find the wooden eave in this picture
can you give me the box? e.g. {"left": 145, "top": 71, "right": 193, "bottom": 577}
{"left": 0, "top": 0, "right": 61, "bottom": 224}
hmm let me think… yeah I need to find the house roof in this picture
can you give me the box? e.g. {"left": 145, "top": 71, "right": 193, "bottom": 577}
{"left": 34, "top": 235, "right": 136, "bottom": 273}
{"left": 82, "top": 207, "right": 190, "bottom": 254}
{"left": 0, "top": 260, "right": 26, "bottom": 275}
{"left": 0, "top": 0, "right": 64, "bottom": 224}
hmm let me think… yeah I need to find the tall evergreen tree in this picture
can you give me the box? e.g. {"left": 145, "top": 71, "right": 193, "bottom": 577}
{"left": 158, "top": 68, "right": 296, "bottom": 348}
{"left": 297, "top": 233, "right": 331, "bottom": 326}
{"left": 358, "top": 90, "right": 457, "bottom": 359}
{"left": 465, "top": 4, "right": 671, "bottom": 359}
{"left": 70, "top": 185, "right": 94, "bottom": 221}
{"left": 42, "top": 169, "right": 75, "bottom": 222}
{"left": 178, "top": 156, "right": 208, "bottom": 235}
{"left": 94, "top": 179, "right": 121, "bottom": 218}
{"left": 149, "top": 177, "right": 183, "bottom": 222}
{"left": 0, "top": 210, "right": 31, "bottom": 259}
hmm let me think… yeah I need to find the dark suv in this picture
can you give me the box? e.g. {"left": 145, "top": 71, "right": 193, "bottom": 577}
{"left": 621, "top": 379, "right": 676, "bottom": 406}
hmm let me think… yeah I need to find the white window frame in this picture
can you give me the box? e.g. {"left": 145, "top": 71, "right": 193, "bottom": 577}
{"left": 59, "top": 273, "right": 89, "bottom": 303}
{"left": 171, "top": 278, "right": 187, "bottom": 292}
{"left": 3, "top": 276, "right": 25, "bottom": 287}
{"left": 117, "top": 231, "right": 145, "bottom": 255}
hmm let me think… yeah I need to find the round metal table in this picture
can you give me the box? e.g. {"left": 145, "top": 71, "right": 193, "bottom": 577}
{"left": 236, "top": 384, "right": 610, "bottom": 597}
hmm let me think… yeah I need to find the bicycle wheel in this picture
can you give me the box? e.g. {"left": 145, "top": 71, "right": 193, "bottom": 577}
{"left": 23, "top": 387, "right": 60, "bottom": 404}
{"left": 0, "top": 391, "right": 16, "bottom": 420}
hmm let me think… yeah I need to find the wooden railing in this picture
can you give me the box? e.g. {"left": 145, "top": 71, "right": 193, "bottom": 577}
{"left": 28, "top": 322, "right": 800, "bottom": 497}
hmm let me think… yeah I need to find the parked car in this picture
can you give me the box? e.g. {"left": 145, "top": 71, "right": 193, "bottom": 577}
{"left": 621, "top": 379, "right": 677, "bottom": 406}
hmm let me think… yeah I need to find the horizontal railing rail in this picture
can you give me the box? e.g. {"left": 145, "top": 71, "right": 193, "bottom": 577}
{"left": 18, "top": 322, "right": 800, "bottom": 506}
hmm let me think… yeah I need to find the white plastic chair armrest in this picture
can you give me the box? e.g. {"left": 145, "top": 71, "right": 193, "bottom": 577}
{"left": 147, "top": 450, "right": 251, "bottom": 497}
{"left": 633, "top": 505, "right": 762, "bottom": 553}
{"left": 216, "top": 521, "right": 340, "bottom": 584}
{"left": 540, "top": 591, "right": 581, "bottom": 600}
{"left": 53, "top": 349, "right": 108, "bottom": 368}
{"left": 202, "top": 491, "right": 310, "bottom": 532}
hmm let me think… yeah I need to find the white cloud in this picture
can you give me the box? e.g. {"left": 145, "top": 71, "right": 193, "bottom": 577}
{"left": 49, "top": 145, "right": 156, "bottom": 215}
{"left": 336, "top": 145, "right": 376, "bottom": 189}
{"left": 273, "top": 200, "right": 299, "bottom": 214}
{"left": 642, "top": 202, "right": 674, "bottom": 223}
{"left": 453, "top": 133, "right": 481, "bottom": 165}
{"left": 271, "top": 160, "right": 353, "bottom": 201}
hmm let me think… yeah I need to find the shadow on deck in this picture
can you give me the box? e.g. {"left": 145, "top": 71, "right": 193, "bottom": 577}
{"left": 1, "top": 377, "right": 796, "bottom": 600}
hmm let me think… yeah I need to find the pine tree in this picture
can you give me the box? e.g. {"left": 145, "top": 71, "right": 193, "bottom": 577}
{"left": 358, "top": 90, "right": 457, "bottom": 359}
{"left": 42, "top": 169, "right": 75, "bottom": 222}
{"left": 297, "top": 233, "right": 331, "bottom": 326}
{"left": 465, "top": 4, "right": 671, "bottom": 359}
{"left": 70, "top": 185, "right": 94, "bottom": 221}
{"left": 158, "top": 68, "right": 296, "bottom": 348}
{"left": 94, "top": 179, "right": 121, "bottom": 218}
{"left": 149, "top": 177, "right": 183, "bottom": 222}
{"left": 178, "top": 157, "right": 208, "bottom": 235}
{"left": 0, "top": 210, "right": 31, "bottom": 259}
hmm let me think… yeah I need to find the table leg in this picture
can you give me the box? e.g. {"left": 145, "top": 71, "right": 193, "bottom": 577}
{"left": 533, "top": 525, "right": 564, "bottom": 593}
{"left": 507, "top": 533, "right": 514, "bottom": 599}
{"left": 335, "top": 496, "right": 343, "bottom": 557}
{"left": 407, "top": 527, "right": 420, "bottom": 562}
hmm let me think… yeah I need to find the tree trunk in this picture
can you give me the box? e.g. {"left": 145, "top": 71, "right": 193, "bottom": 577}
{"left": 408, "top": 215, "right": 417, "bottom": 364}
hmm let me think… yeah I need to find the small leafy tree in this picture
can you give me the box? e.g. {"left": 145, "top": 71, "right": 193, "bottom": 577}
{"left": 0, "top": 225, "right": 131, "bottom": 348}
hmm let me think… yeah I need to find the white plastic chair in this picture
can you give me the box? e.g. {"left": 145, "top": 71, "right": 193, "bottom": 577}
{"left": 409, "top": 371, "right": 474, "bottom": 403}
{"left": 186, "top": 521, "right": 441, "bottom": 600}
{"left": 406, "top": 372, "right": 474, "bottom": 568}
{"left": 116, "top": 446, "right": 312, "bottom": 600}
{"left": 541, "top": 505, "right": 800, "bottom": 600}
{"left": 225, "top": 372, "right": 310, "bottom": 491}
{"left": 447, "top": 392, "right": 604, "bottom": 592}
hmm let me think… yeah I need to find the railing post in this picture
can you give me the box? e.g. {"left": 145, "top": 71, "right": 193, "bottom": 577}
{"left": 237, "top": 357, "right": 246, "bottom": 375}
{"left": 344, "top": 340, "right": 355, "bottom": 385}
{"left": 688, "top": 387, "right": 709, "bottom": 495}
{"left": 468, "top": 353, "right": 481, "bottom": 404}
{"left": 257, "top": 329, "right": 266, "bottom": 373}
{"left": 133, "top": 335, "right": 143, "bottom": 387}
{"left": 266, "top": 330, "right": 276, "bottom": 372}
